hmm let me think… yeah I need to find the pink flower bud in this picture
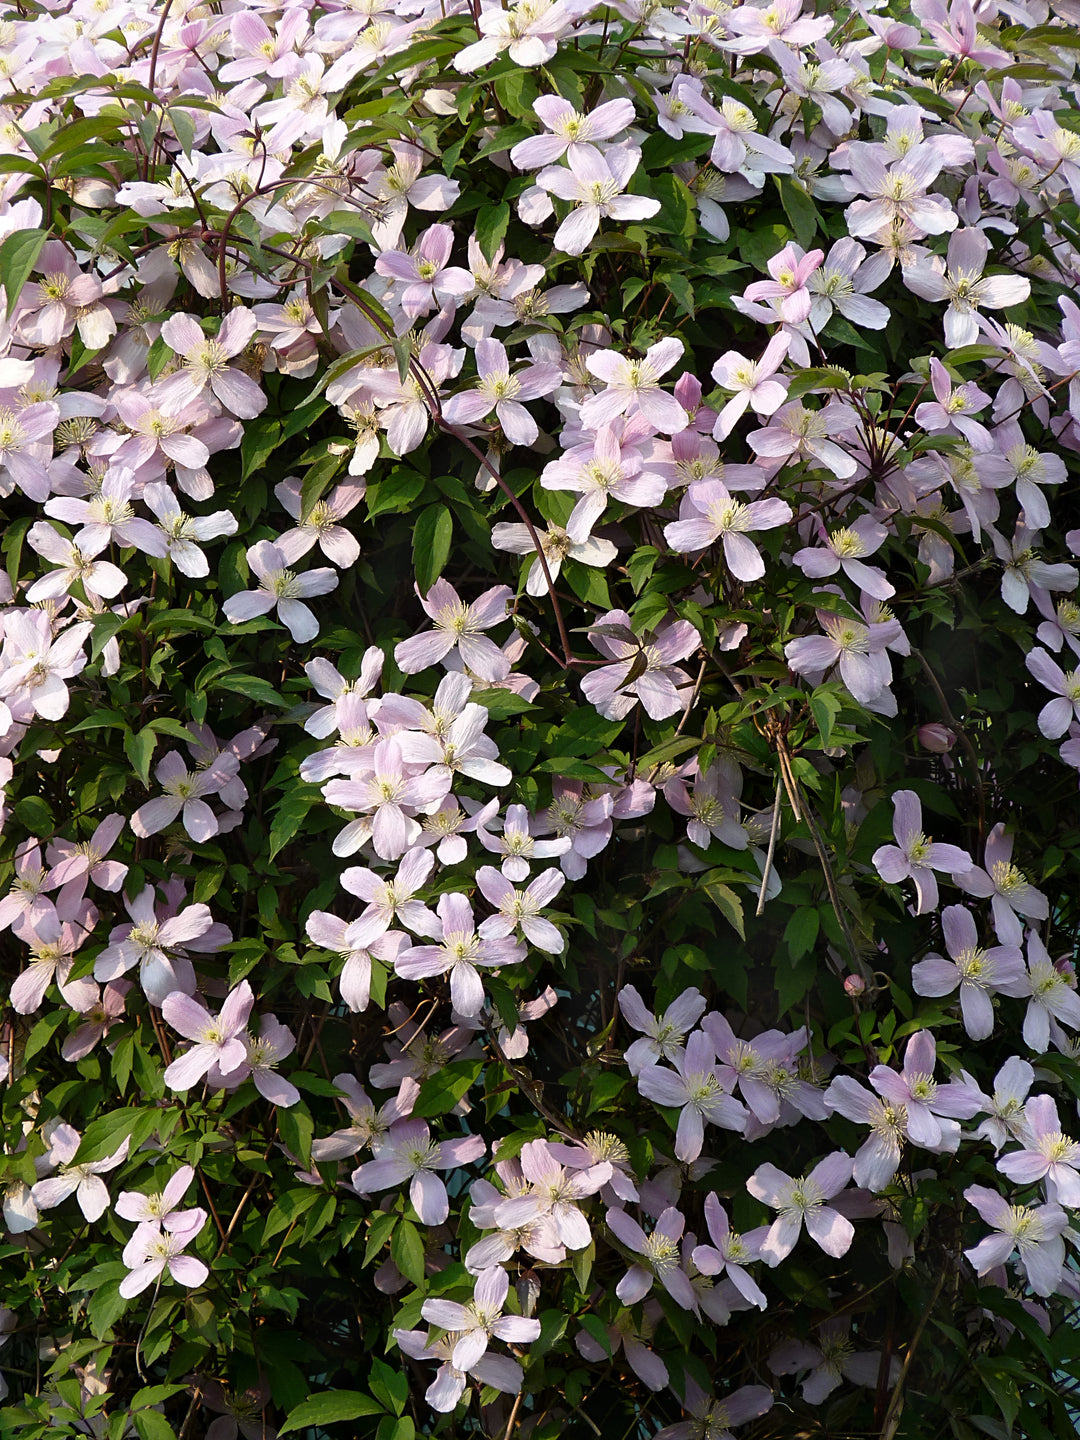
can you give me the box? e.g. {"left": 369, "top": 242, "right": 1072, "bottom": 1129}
{"left": 917, "top": 723, "right": 956, "bottom": 753}
{"left": 843, "top": 974, "right": 866, "bottom": 997}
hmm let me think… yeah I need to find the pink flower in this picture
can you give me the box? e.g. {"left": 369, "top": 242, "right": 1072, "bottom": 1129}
{"left": 904, "top": 228, "right": 1030, "bottom": 347}
{"left": 476, "top": 864, "right": 566, "bottom": 953}
{"left": 116, "top": 1164, "right": 196, "bottom": 1226}
{"left": 395, "top": 579, "right": 512, "bottom": 681}
{"left": 711, "top": 332, "right": 790, "bottom": 439}
{"left": 421, "top": 1265, "right": 541, "bottom": 1371}
{"left": 131, "top": 749, "right": 240, "bottom": 844}
{"left": 25, "top": 522, "right": 126, "bottom": 605}
{"left": 31, "top": 1123, "right": 129, "bottom": 1223}
{"left": 352, "top": 1118, "right": 485, "bottom": 1224}
{"left": 223, "top": 540, "right": 338, "bottom": 642}
{"left": 792, "top": 516, "right": 892, "bottom": 599}
{"left": 0, "top": 612, "right": 92, "bottom": 721}
{"left": 340, "top": 848, "right": 440, "bottom": 947}
{"left": 910, "top": 904, "right": 1027, "bottom": 1039}
{"left": 869, "top": 1030, "right": 982, "bottom": 1149}
{"left": 119, "top": 1210, "right": 209, "bottom": 1298}
{"left": 997, "top": 1095, "right": 1080, "bottom": 1207}
{"left": 1019, "top": 930, "right": 1080, "bottom": 1053}
{"left": 443, "top": 337, "right": 561, "bottom": 446}
{"left": 692, "top": 1193, "right": 768, "bottom": 1309}
{"left": 535, "top": 146, "right": 660, "bottom": 256}
{"left": 653, "top": 1380, "right": 773, "bottom": 1440}
{"left": 743, "top": 243, "right": 823, "bottom": 324}
{"left": 394, "top": 1326, "right": 524, "bottom": 1413}
{"left": 156, "top": 309, "right": 265, "bottom": 418}
{"left": 915, "top": 359, "right": 992, "bottom": 450}
{"left": 61, "top": 980, "right": 131, "bottom": 1062}
{"left": 273, "top": 477, "right": 363, "bottom": 568}
{"left": 748, "top": 401, "right": 859, "bottom": 481}
{"left": 512, "top": 94, "right": 635, "bottom": 169}
{"left": 844, "top": 144, "right": 958, "bottom": 239}
{"left": 618, "top": 984, "right": 707, "bottom": 1075}
{"left": 871, "top": 790, "right": 972, "bottom": 914}
{"left": 580, "top": 337, "right": 687, "bottom": 434}
{"left": 374, "top": 223, "right": 473, "bottom": 321}
{"left": 963, "top": 1185, "right": 1067, "bottom": 1297}
{"left": 494, "top": 1138, "right": 611, "bottom": 1250}
{"left": 581, "top": 610, "right": 699, "bottom": 721}
{"left": 636, "top": 1030, "right": 747, "bottom": 1161}
{"left": 395, "top": 891, "right": 525, "bottom": 1016}
{"left": 824, "top": 1076, "right": 908, "bottom": 1190}
{"left": 607, "top": 1205, "right": 698, "bottom": 1311}
{"left": 161, "top": 981, "right": 254, "bottom": 1091}
{"left": 664, "top": 480, "right": 791, "bottom": 579}
{"left": 746, "top": 1152, "right": 855, "bottom": 1265}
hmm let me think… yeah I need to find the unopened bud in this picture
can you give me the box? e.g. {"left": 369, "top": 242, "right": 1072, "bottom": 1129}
{"left": 844, "top": 974, "right": 866, "bottom": 997}
{"left": 918, "top": 723, "right": 956, "bottom": 753}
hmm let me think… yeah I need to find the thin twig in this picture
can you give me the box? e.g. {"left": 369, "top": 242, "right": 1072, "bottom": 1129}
{"left": 755, "top": 777, "right": 783, "bottom": 917}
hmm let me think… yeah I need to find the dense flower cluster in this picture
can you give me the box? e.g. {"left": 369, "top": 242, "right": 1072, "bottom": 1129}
{"left": 1, "top": 0, "right": 1080, "bottom": 1433}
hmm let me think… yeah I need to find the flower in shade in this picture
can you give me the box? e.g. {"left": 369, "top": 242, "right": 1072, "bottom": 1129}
{"left": 119, "top": 1210, "right": 209, "bottom": 1298}
{"left": 1019, "top": 930, "right": 1080, "bottom": 1053}
{"left": 691, "top": 1193, "right": 768, "bottom": 1309}
{"left": 871, "top": 790, "right": 972, "bottom": 914}
{"left": 493, "top": 1138, "right": 611, "bottom": 1250}
{"left": 581, "top": 611, "right": 699, "bottom": 722}
{"left": 618, "top": 984, "right": 707, "bottom": 1076}
{"left": 653, "top": 1379, "right": 773, "bottom": 1440}
{"left": 746, "top": 1152, "right": 855, "bottom": 1265}
{"left": 823, "top": 1075, "right": 907, "bottom": 1190}
{"left": 868, "top": 1029, "right": 982, "bottom": 1150}
{"left": 94, "top": 885, "right": 216, "bottom": 1006}
{"left": 420, "top": 1265, "right": 541, "bottom": 1371}
{"left": 222, "top": 540, "right": 338, "bottom": 643}
{"left": 769, "top": 1318, "right": 898, "bottom": 1404}
{"left": 636, "top": 1030, "right": 748, "bottom": 1162}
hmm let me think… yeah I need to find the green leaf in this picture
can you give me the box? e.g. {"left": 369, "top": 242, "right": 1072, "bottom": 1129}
{"left": 390, "top": 1219, "right": 425, "bottom": 1287}
{"left": 89, "top": 610, "right": 129, "bottom": 660}
{"left": 474, "top": 201, "right": 510, "bottom": 264}
{"left": 775, "top": 174, "right": 819, "bottom": 249}
{"left": 146, "top": 334, "right": 173, "bottom": 383}
{"left": 412, "top": 504, "right": 453, "bottom": 595}
{"left": 702, "top": 880, "right": 746, "bottom": 940}
{"left": 241, "top": 417, "right": 283, "bottom": 481}
{"left": 782, "top": 906, "right": 819, "bottom": 963}
{"left": 411, "top": 1060, "right": 483, "bottom": 1118}
{"left": 133, "top": 1411, "right": 178, "bottom": 1440}
{"left": 319, "top": 209, "right": 377, "bottom": 246}
{"left": 169, "top": 107, "right": 196, "bottom": 159}
{"left": 278, "top": 1392, "right": 386, "bottom": 1435}
{"left": 269, "top": 784, "right": 323, "bottom": 860}
{"left": 1, "top": 229, "right": 48, "bottom": 317}
{"left": 277, "top": 1102, "right": 315, "bottom": 1169}
{"left": 212, "top": 673, "right": 286, "bottom": 708}
{"left": 73, "top": 1107, "right": 151, "bottom": 1165}
{"left": 24, "top": 1008, "right": 67, "bottom": 1062}
{"left": 367, "top": 468, "right": 426, "bottom": 518}
{"left": 1, "top": 513, "right": 32, "bottom": 586}
{"left": 124, "top": 727, "right": 157, "bottom": 789}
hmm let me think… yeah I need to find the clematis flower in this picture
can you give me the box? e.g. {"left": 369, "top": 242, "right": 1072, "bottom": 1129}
{"left": 963, "top": 1185, "right": 1067, "bottom": 1297}
{"left": 340, "top": 848, "right": 440, "bottom": 947}
{"left": 161, "top": 981, "right": 254, "bottom": 1091}
{"left": 420, "top": 1265, "right": 541, "bottom": 1371}
{"left": 843, "top": 144, "right": 958, "bottom": 239}
{"left": 394, "top": 1326, "right": 524, "bottom": 1413}
{"left": 653, "top": 1381, "right": 773, "bottom": 1440}
{"left": 31, "top": 1124, "right": 129, "bottom": 1223}
{"left": 997, "top": 1095, "right": 1080, "bottom": 1207}
{"left": 636, "top": 1030, "right": 748, "bottom": 1161}
{"left": 664, "top": 480, "right": 792, "bottom": 579}
{"left": 792, "top": 517, "right": 893, "bottom": 599}
{"left": 581, "top": 611, "right": 699, "bottom": 722}
{"left": 352, "top": 1118, "right": 485, "bottom": 1224}
{"left": 395, "top": 579, "right": 512, "bottom": 681}
{"left": 156, "top": 309, "right": 266, "bottom": 418}
{"left": 493, "top": 1138, "right": 611, "bottom": 1250}
{"left": 871, "top": 790, "right": 972, "bottom": 914}
{"left": 746, "top": 1152, "right": 855, "bottom": 1265}
{"left": 915, "top": 359, "right": 992, "bottom": 451}
{"left": 580, "top": 337, "right": 687, "bottom": 433}
{"left": 1019, "top": 930, "right": 1080, "bottom": 1053}
{"left": 511, "top": 95, "right": 635, "bottom": 169}
{"left": 143, "top": 482, "right": 238, "bottom": 578}
{"left": 222, "top": 540, "right": 338, "bottom": 643}
{"left": 535, "top": 146, "right": 660, "bottom": 256}
{"left": 62, "top": 980, "right": 131, "bottom": 1062}
{"left": 743, "top": 244, "right": 824, "bottom": 324}
{"left": 444, "top": 337, "right": 562, "bottom": 446}
{"left": 374, "top": 223, "right": 473, "bottom": 321}
{"left": 904, "top": 228, "right": 1030, "bottom": 348}
{"left": 25, "top": 522, "right": 126, "bottom": 605}
{"left": 1024, "top": 647, "right": 1080, "bottom": 740}
{"left": 910, "top": 904, "right": 1027, "bottom": 1039}
{"left": 119, "top": 1210, "right": 209, "bottom": 1298}
{"left": 491, "top": 518, "right": 616, "bottom": 597}
{"left": 116, "top": 1165, "right": 196, "bottom": 1227}
{"left": 691, "top": 1193, "right": 768, "bottom": 1309}
{"left": 476, "top": 865, "right": 566, "bottom": 953}
{"left": 869, "top": 1030, "right": 982, "bottom": 1149}
{"left": 711, "top": 333, "right": 790, "bottom": 439}
{"left": 770, "top": 1319, "right": 899, "bottom": 1404}
{"left": 607, "top": 1206, "right": 698, "bottom": 1311}
{"left": 395, "top": 891, "right": 524, "bottom": 1016}
{"left": 973, "top": 1056, "right": 1035, "bottom": 1153}
{"left": 618, "top": 985, "right": 707, "bottom": 1075}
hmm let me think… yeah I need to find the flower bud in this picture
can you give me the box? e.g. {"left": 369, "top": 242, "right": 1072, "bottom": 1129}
{"left": 917, "top": 723, "right": 956, "bottom": 753}
{"left": 843, "top": 974, "right": 866, "bottom": 997}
